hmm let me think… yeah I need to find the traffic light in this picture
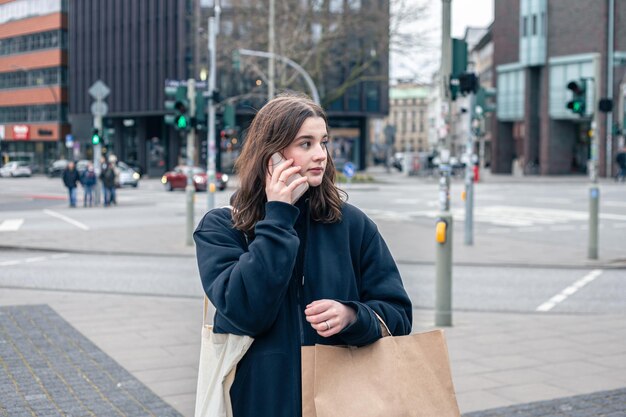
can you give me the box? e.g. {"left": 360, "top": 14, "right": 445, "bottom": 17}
{"left": 475, "top": 87, "right": 496, "bottom": 114}
{"left": 566, "top": 79, "right": 586, "bottom": 116}
{"left": 459, "top": 72, "right": 479, "bottom": 95}
{"left": 194, "top": 89, "right": 206, "bottom": 130}
{"left": 91, "top": 128, "right": 101, "bottom": 145}
{"left": 174, "top": 100, "right": 189, "bottom": 130}
{"left": 164, "top": 84, "right": 189, "bottom": 130}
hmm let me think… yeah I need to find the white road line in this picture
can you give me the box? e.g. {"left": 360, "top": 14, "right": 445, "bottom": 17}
{"left": 43, "top": 209, "right": 90, "bottom": 231}
{"left": 536, "top": 269, "right": 603, "bottom": 312}
{"left": 0, "top": 219, "right": 24, "bottom": 232}
{"left": 0, "top": 253, "right": 70, "bottom": 267}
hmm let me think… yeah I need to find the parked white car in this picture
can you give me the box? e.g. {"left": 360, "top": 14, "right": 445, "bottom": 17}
{"left": 0, "top": 161, "right": 32, "bottom": 177}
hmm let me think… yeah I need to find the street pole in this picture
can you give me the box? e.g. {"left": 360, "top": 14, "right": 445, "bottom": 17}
{"left": 268, "top": 0, "right": 275, "bottom": 100}
{"left": 464, "top": 92, "right": 475, "bottom": 245}
{"left": 606, "top": 0, "right": 615, "bottom": 178}
{"left": 588, "top": 54, "right": 601, "bottom": 259}
{"left": 436, "top": 0, "right": 453, "bottom": 327}
{"left": 207, "top": 8, "right": 220, "bottom": 213}
{"left": 93, "top": 115, "right": 102, "bottom": 206}
{"left": 186, "top": 79, "right": 196, "bottom": 247}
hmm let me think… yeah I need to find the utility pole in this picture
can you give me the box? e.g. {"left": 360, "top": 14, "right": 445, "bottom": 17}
{"left": 186, "top": 79, "right": 196, "bottom": 247}
{"left": 436, "top": 0, "right": 454, "bottom": 327}
{"left": 606, "top": 0, "right": 615, "bottom": 178}
{"left": 588, "top": 54, "right": 601, "bottom": 259}
{"left": 207, "top": 3, "right": 220, "bottom": 213}
{"left": 268, "top": 0, "right": 275, "bottom": 99}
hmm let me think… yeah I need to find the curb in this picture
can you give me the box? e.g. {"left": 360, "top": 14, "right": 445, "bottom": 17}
{"left": 3, "top": 244, "right": 625, "bottom": 269}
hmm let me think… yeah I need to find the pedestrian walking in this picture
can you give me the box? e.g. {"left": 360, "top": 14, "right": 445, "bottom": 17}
{"left": 100, "top": 162, "right": 116, "bottom": 207}
{"left": 616, "top": 148, "right": 626, "bottom": 182}
{"left": 80, "top": 162, "right": 97, "bottom": 207}
{"left": 62, "top": 161, "right": 80, "bottom": 208}
{"left": 108, "top": 155, "right": 119, "bottom": 205}
{"left": 193, "top": 93, "right": 412, "bottom": 417}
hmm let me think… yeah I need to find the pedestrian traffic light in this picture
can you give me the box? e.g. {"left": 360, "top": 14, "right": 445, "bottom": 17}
{"left": 174, "top": 100, "right": 189, "bottom": 130}
{"left": 91, "top": 128, "right": 101, "bottom": 145}
{"left": 566, "top": 79, "right": 587, "bottom": 116}
{"left": 164, "top": 83, "right": 189, "bottom": 131}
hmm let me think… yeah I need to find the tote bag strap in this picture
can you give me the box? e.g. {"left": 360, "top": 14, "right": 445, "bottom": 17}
{"left": 202, "top": 205, "right": 247, "bottom": 328}
{"left": 373, "top": 311, "right": 392, "bottom": 337}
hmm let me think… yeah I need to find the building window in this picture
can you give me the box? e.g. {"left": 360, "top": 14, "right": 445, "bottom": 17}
{"left": 0, "top": 67, "right": 67, "bottom": 89}
{"left": 532, "top": 14, "right": 537, "bottom": 36}
{"left": 541, "top": 12, "right": 546, "bottom": 35}
{"left": 0, "top": 30, "right": 67, "bottom": 56}
{"left": 522, "top": 16, "right": 527, "bottom": 37}
{"left": 0, "top": 104, "right": 67, "bottom": 123}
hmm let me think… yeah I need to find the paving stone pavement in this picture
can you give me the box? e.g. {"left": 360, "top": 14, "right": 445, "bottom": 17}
{"left": 464, "top": 387, "right": 626, "bottom": 417}
{"left": 0, "top": 304, "right": 182, "bottom": 417}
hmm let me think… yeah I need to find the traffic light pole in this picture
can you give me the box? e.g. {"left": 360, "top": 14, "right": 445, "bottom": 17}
{"left": 588, "top": 54, "right": 601, "bottom": 259}
{"left": 436, "top": 0, "right": 453, "bottom": 327}
{"left": 464, "top": 92, "right": 475, "bottom": 245}
{"left": 186, "top": 79, "right": 196, "bottom": 247}
{"left": 206, "top": 9, "right": 220, "bottom": 213}
{"left": 93, "top": 115, "right": 102, "bottom": 206}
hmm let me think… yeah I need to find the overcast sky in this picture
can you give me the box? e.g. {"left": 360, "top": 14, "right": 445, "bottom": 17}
{"left": 391, "top": 0, "right": 494, "bottom": 82}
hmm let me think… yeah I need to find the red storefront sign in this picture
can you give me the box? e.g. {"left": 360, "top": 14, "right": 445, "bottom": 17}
{"left": 13, "top": 125, "right": 30, "bottom": 140}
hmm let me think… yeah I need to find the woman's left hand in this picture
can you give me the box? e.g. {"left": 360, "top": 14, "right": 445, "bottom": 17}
{"left": 304, "top": 299, "right": 357, "bottom": 337}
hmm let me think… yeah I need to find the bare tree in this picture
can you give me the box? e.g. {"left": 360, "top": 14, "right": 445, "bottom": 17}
{"left": 206, "top": 0, "right": 431, "bottom": 108}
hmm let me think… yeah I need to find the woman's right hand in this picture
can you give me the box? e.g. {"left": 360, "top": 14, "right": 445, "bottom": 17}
{"left": 266, "top": 158, "right": 309, "bottom": 204}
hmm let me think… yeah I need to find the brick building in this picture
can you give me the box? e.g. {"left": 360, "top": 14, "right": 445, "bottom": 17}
{"left": 0, "top": 0, "right": 69, "bottom": 173}
{"left": 492, "top": 0, "right": 626, "bottom": 176}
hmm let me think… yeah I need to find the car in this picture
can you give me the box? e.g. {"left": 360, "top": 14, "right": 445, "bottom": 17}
{"left": 116, "top": 161, "right": 140, "bottom": 188}
{"left": 161, "top": 165, "right": 228, "bottom": 192}
{"left": 0, "top": 161, "right": 32, "bottom": 177}
{"left": 48, "top": 160, "right": 69, "bottom": 177}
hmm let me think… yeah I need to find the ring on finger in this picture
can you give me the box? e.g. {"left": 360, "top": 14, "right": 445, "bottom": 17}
{"left": 278, "top": 178, "right": 286, "bottom": 183}
{"left": 324, "top": 321, "right": 331, "bottom": 331}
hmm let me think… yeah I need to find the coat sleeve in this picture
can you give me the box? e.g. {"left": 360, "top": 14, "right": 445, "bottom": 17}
{"left": 337, "top": 226, "right": 413, "bottom": 346}
{"left": 193, "top": 202, "right": 300, "bottom": 337}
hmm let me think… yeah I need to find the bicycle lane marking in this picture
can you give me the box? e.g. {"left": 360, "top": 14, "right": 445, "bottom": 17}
{"left": 536, "top": 269, "right": 603, "bottom": 312}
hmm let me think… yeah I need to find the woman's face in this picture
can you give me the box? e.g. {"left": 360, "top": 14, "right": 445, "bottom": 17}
{"left": 282, "top": 117, "right": 328, "bottom": 188}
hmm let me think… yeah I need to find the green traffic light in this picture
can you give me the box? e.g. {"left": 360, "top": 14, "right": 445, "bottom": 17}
{"left": 573, "top": 102, "right": 582, "bottom": 113}
{"left": 92, "top": 134, "right": 100, "bottom": 145}
{"left": 177, "top": 116, "right": 187, "bottom": 129}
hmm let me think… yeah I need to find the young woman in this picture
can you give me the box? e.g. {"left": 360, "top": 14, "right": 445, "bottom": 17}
{"left": 194, "top": 93, "right": 412, "bottom": 417}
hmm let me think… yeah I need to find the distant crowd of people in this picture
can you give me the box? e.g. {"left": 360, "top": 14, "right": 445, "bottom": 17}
{"left": 62, "top": 155, "right": 119, "bottom": 208}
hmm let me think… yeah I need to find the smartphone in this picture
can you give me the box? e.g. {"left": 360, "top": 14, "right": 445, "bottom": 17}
{"left": 270, "top": 153, "right": 309, "bottom": 203}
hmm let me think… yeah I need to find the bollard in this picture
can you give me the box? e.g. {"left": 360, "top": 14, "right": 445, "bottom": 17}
{"left": 588, "top": 185, "right": 599, "bottom": 259}
{"left": 435, "top": 164, "right": 453, "bottom": 327}
{"left": 435, "top": 215, "right": 453, "bottom": 327}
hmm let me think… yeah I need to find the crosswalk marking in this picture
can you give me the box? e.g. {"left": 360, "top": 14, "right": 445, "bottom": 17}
{"left": 363, "top": 205, "right": 626, "bottom": 229}
{"left": 0, "top": 219, "right": 24, "bottom": 232}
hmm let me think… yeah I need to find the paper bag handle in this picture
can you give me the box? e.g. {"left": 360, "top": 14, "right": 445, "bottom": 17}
{"left": 373, "top": 311, "right": 392, "bottom": 337}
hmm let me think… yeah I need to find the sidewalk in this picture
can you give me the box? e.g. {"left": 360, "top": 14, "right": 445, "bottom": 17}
{"left": 1, "top": 286, "right": 624, "bottom": 416}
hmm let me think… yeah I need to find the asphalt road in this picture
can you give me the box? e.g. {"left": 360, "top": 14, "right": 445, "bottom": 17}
{"left": 1, "top": 247, "right": 624, "bottom": 315}
{"left": 1, "top": 175, "right": 625, "bottom": 316}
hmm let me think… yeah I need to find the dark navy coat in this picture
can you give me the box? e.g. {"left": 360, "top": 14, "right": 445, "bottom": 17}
{"left": 194, "top": 197, "right": 412, "bottom": 417}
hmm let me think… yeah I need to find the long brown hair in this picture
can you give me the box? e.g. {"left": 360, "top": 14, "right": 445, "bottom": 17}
{"left": 231, "top": 92, "right": 346, "bottom": 235}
